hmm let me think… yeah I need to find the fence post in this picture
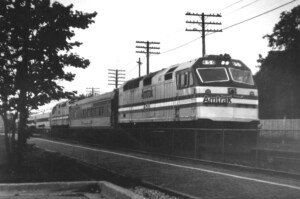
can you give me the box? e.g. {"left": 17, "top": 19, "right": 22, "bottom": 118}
{"left": 222, "top": 129, "right": 225, "bottom": 162}
{"left": 194, "top": 130, "right": 197, "bottom": 158}
{"left": 255, "top": 129, "right": 259, "bottom": 166}
{"left": 171, "top": 128, "right": 174, "bottom": 154}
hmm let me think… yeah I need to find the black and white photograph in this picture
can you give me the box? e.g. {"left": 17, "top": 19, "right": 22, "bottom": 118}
{"left": 0, "top": 0, "right": 300, "bottom": 198}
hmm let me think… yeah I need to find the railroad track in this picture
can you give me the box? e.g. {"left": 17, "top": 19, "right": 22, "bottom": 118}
{"left": 30, "top": 135, "right": 300, "bottom": 199}
{"left": 40, "top": 141, "right": 197, "bottom": 199}
{"left": 35, "top": 134, "right": 300, "bottom": 181}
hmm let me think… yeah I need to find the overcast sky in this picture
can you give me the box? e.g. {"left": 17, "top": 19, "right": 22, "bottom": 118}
{"left": 39, "top": 0, "right": 299, "bottom": 111}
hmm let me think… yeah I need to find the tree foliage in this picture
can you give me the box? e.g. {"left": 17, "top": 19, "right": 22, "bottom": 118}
{"left": 1, "top": 0, "right": 97, "bottom": 108}
{"left": 255, "top": 5, "right": 300, "bottom": 119}
{"left": 263, "top": 5, "right": 300, "bottom": 52}
{"left": 0, "top": 0, "right": 97, "bottom": 168}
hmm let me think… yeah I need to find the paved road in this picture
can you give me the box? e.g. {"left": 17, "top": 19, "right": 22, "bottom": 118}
{"left": 29, "top": 137, "right": 300, "bottom": 199}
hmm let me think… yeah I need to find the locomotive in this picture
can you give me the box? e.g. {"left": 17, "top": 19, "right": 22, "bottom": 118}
{"left": 119, "top": 54, "right": 258, "bottom": 128}
{"left": 50, "top": 54, "right": 259, "bottom": 131}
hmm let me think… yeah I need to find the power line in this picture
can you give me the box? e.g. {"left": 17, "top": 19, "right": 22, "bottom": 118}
{"left": 224, "top": 0, "right": 261, "bottom": 17}
{"left": 222, "top": 0, "right": 297, "bottom": 31}
{"left": 238, "top": 0, "right": 260, "bottom": 10}
{"left": 160, "top": 0, "right": 297, "bottom": 55}
{"left": 160, "top": 36, "right": 200, "bottom": 54}
{"left": 158, "top": 0, "right": 247, "bottom": 43}
{"left": 136, "top": 41, "right": 160, "bottom": 75}
{"left": 108, "top": 69, "right": 126, "bottom": 88}
{"left": 123, "top": 0, "right": 296, "bottom": 76}
{"left": 126, "top": 56, "right": 146, "bottom": 76}
{"left": 215, "top": 0, "right": 246, "bottom": 13}
{"left": 186, "top": 12, "right": 222, "bottom": 57}
{"left": 86, "top": 87, "right": 99, "bottom": 96}
{"left": 123, "top": 0, "right": 252, "bottom": 73}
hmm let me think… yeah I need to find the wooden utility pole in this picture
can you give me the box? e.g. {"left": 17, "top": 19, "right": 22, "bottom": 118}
{"left": 136, "top": 41, "right": 160, "bottom": 75}
{"left": 108, "top": 69, "right": 125, "bottom": 88}
{"left": 186, "top": 12, "right": 222, "bottom": 57}
{"left": 137, "top": 58, "right": 142, "bottom": 77}
{"left": 86, "top": 87, "right": 99, "bottom": 96}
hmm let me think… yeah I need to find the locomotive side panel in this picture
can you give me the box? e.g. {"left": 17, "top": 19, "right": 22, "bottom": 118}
{"left": 175, "top": 68, "right": 198, "bottom": 121}
{"left": 118, "top": 61, "right": 197, "bottom": 125}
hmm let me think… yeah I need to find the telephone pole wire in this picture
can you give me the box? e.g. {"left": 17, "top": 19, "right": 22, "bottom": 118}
{"left": 108, "top": 69, "right": 126, "bottom": 89}
{"left": 136, "top": 41, "right": 160, "bottom": 75}
{"left": 186, "top": 12, "right": 222, "bottom": 57}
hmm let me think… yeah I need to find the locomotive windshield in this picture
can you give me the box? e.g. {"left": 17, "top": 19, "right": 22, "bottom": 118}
{"left": 229, "top": 68, "right": 254, "bottom": 85}
{"left": 197, "top": 67, "right": 229, "bottom": 83}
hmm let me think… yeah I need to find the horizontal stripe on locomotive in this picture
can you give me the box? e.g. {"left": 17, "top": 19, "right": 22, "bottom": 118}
{"left": 197, "top": 86, "right": 258, "bottom": 95}
{"left": 50, "top": 115, "right": 69, "bottom": 121}
{"left": 119, "top": 92, "right": 257, "bottom": 109}
{"left": 119, "top": 97, "right": 258, "bottom": 113}
{"left": 69, "top": 126, "right": 113, "bottom": 130}
{"left": 35, "top": 118, "right": 49, "bottom": 122}
{"left": 119, "top": 102, "right": 258, "bottom": 114}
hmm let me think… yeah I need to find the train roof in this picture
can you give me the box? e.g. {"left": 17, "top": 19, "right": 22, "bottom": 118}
{"left": 120, "top": 58, "right": 198, "bottom": 91}
{"left": 196, "top": 54, "right": 251, "bottom": 70}
{"left": 70, "top": 91, "right": 114, "bottom": 107}
{"left": 28, "top": 112, "right": 50, "bottom": 120}
{"left": 52, "top": 100, "right": 69, "bottom": 109}
{"left": 120, "top": 54, "right": 251, "bottom": 91}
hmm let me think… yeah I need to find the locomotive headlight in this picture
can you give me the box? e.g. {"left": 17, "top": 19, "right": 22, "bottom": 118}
{"left": 205, "top": 89, "right": 211, "bottom": 94}
{"left": 228, "top": 88, "right": 236, "bottom": 95}
{"left": 221, "top": 61, "right": 230, "bottom": 65}
{"left": 250, "top": 91, "right": 255, "bottom": 96}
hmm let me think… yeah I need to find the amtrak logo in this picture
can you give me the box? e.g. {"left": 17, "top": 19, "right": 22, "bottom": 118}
{"left": 203, "top": 95, "right": 232, "bottom": 104}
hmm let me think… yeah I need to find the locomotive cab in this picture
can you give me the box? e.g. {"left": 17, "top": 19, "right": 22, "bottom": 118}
{"left": 192, "top": 54, "right": 256, "bottom": 88}
{"left": 188, "top": 54, "right": 258, "bottom": 126}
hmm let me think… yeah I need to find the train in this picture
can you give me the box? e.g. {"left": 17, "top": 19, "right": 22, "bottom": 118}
{"left": 28, "top": 54, "right": 259, "bottom": 152}
{"left": 28, "top": 112, "right": 51, "bottom": 133}
{"left": 48, "top": 54, "right": 258, "bottom": 130}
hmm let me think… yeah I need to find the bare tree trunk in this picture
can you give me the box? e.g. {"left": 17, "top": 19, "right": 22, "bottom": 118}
{"left": 1, "top": 113, "right": 13, "bottom": 169}
{"left": 16, "top": 104, "right": 27, "bottom": 171}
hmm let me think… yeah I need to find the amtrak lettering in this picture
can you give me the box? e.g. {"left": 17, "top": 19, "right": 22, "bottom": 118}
{"left": 203, "top": 95, "right": 232, "bottom": 104}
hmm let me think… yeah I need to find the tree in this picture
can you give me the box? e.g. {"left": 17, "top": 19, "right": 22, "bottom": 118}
{"left": 0, "top": 0, "right": 97, "bottom": 169}
{"left": 255, "top": 5, "right": 300, "bottom": 119}
{"left": 263, "top": 6, "right": 300, "bottom": 52}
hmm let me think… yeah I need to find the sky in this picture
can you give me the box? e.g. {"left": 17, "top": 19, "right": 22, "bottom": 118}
{"left": 39, "top": 0, "right": 300, "bottom": 111}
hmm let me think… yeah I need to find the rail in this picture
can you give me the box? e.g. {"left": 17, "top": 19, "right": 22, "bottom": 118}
{"left": 40, "top": 127, "right": 300, "bottom": 176}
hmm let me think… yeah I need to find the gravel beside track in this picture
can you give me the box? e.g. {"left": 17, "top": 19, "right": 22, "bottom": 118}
{"left": 29, "top": 137, "right": 300, "bottom": 199}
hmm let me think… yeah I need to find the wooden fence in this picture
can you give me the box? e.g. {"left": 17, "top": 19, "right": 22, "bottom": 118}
{"left": 260, "top": 119, "right": 300, "bottom": 130}
{"left": 260, "top": 119, "right": 300, "bottom": 142}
